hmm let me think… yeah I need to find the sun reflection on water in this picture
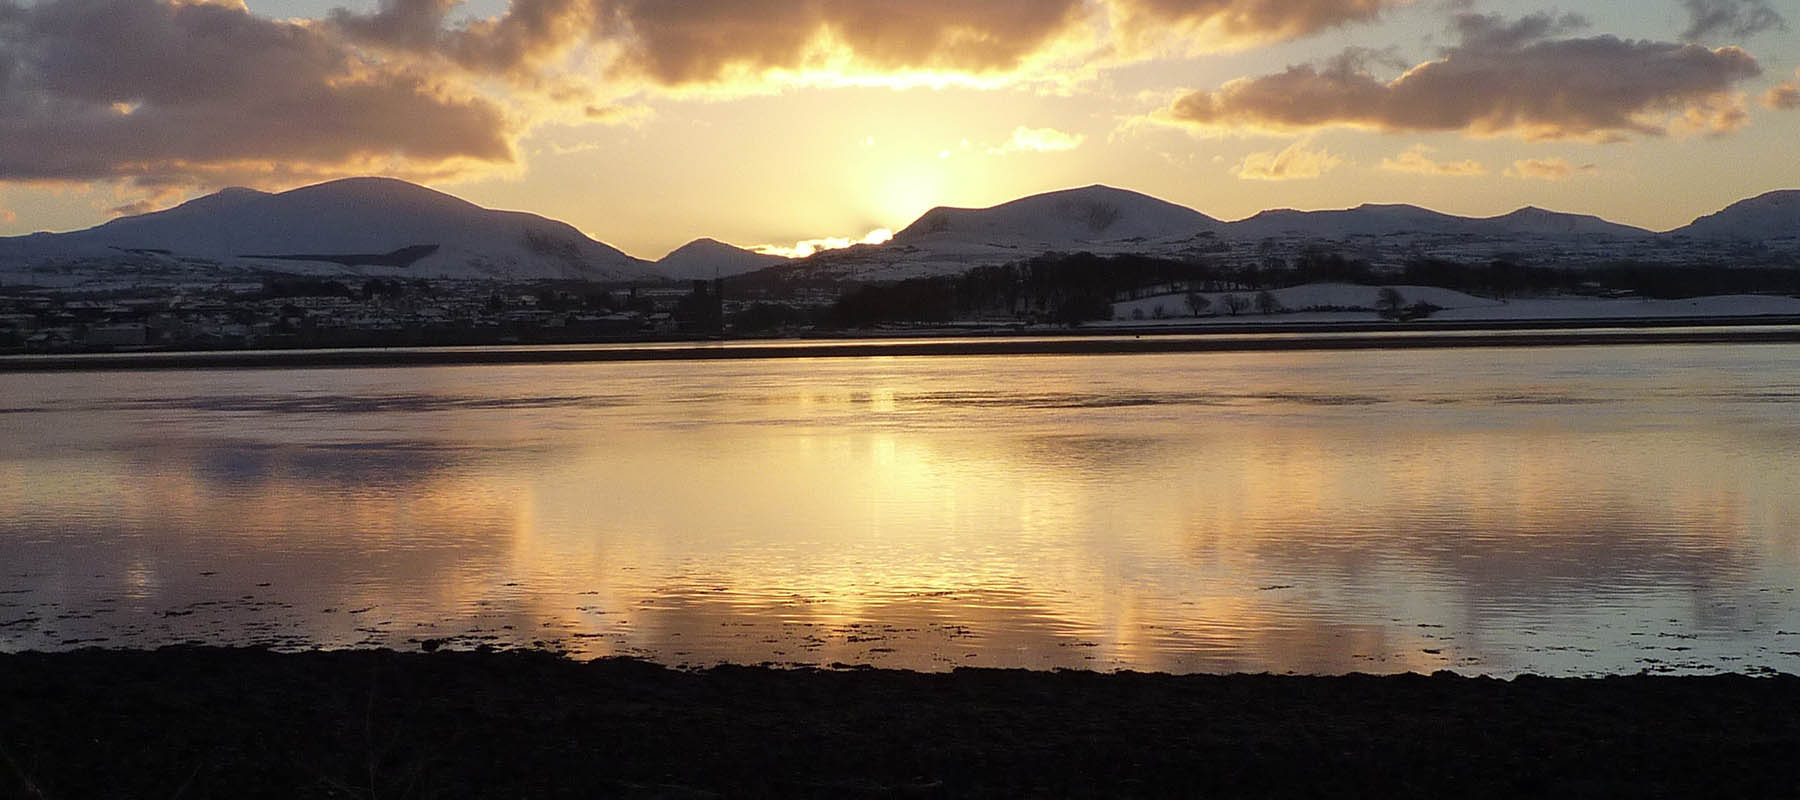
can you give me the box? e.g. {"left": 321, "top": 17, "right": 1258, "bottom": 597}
{"left": 1, "top": 344, "right": 1799, "bottom": 674}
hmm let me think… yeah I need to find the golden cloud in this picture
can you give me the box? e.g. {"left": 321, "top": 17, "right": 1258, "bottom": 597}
{"left": 1765, "top": 69, "right": 1800, "bottom": 110}
{"left": 1232, "top": 139, "right": 1343, "bottom": 181}
{"left": 1504, "top": 157, "right": 1596, "bottom": 181}
{"left": 754, "top": 228, "right": 893, "bottom": 259}
{"left": 1165, "top": 14, "right": 1764, "bottom": 142}
{"left": 1106, "top": 0, "right": 1397, "bottom": 53}
{"left": 1378, "top": 145, "right": 1486, "bottom": 176}
{"left": 329, "top": 0, "right": 1422, "bottom": 91}
{"left": 330, "top": 0, "right": 1098, "bottom": 88}
{"left": 991, "top": 126, "right": 1087, "bottom": 154}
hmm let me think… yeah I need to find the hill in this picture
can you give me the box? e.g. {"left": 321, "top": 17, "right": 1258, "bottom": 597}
{"left": 1675, "top": 190, "right": 1800, "bottom": 240}
{"left": 1227, "top": 204, "right": 1650, "bottom": 239}
{"left": 770, "top": 188, "right": 1796, "bottom": 283}
{"left": 0, "top": 178, "right": 661, "bottom": 283}
{"left": 894, "top": 185, "right": 1221, "bottom": 245}
{"left": 655, "top": 238, "right": 788, "bottom": 279}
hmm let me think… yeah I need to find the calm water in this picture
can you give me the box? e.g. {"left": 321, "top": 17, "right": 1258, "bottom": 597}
{"left": 3, "top": 343, "right": 1799, "bottom": 675}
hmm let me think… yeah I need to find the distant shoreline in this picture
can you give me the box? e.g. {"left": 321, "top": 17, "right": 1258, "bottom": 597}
{"left": 4, "top": 315, "right": 1800, "bottom": 372}
{"left": 1, "top": 646, "right": 1795, "bottom": 797}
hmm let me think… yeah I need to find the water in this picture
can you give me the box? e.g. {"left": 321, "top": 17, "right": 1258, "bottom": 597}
{"left": 3, "top": 342, "right": 1799, "bottom": 675}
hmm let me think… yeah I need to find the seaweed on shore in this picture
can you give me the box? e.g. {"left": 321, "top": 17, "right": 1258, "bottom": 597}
{"left": 1, "top": 646, "right": 1798, "bottom": 798}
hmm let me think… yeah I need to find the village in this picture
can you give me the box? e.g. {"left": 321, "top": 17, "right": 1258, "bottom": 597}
{"left": 0, "top": 278, "right": 813, "bottom": 354}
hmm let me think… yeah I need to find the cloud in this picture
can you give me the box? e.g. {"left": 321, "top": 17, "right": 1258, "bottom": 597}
{"left": 1164, "top": 13, "right": 1764, "bottom": 142}
{"left": 1671, "top": 92, "right": 1751, "bottom": 136}
{"left": 990, "top": 126, "right": 1086, "bottom": 154}
{"left": 332, "top": 0, "right": 1097, "bottom": 88}
{"left": 107, "top": 199, "right": 159, "bottom": 217}
{"left": 1451, "top": 10, "right": 1590, "bottom": 49}
{"left": 582, "top": 103, "right": 654, "bottom": 125}
{"left": 1766, "top": 69, "right": 1800, "bottom": 110}
{"left": 1505, "top": 157, "right": 1597, "bottom": 181}
{"left": 1679, "top": 0, "right": 1786, "bottom": 43}
{"left": 1232, "top": 139, "right": 1343, "bottom": 180}
{"left": 327, "top": 0, "right": 1419, "bottom": 92}
{"left": 1378, "top": 144, "right": 1486, "bottom": 176}
{"left": 1106, "top": 0, "right": 1399, "bottom": 52}
{"left": 755, "top": 228, "right": 894, "bottom": 259}
{"left": 0, "top": 0, "right": 514, "bottom": 188}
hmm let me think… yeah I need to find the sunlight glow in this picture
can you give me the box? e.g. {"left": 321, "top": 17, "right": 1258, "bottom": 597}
{"left": 755, "top": 228, "right": 894, "bottom": 259}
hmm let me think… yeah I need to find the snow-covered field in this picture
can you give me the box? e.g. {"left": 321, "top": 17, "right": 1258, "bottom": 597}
{"left": 1110, "top": 283, "right": 1800, "bottom": 324}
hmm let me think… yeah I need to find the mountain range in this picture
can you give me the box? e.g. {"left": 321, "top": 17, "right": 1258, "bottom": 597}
{"left": 1, "top": 178, "right": 1796, "bottom": 288}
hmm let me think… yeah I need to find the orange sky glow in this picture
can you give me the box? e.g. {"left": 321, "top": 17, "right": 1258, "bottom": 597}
{"left": 0, "top": 0, "right": 1796, "bottom": 258}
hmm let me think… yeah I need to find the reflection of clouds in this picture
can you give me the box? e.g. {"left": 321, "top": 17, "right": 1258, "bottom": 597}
{"left": 552, "top": 583, "right": 1436, "bottom": 675}
{"left": 896, "top": 390, "right": 1391, "bottom": 409}
{"left": 2, "top": 348, "right": 1799, "bottom": 674}
{"left": 132, "top": 440, "right": 520, "bottom": 488}
{"left": 85, "top": 393, "right": 631, "bottom": 414}
{"left": 0, "top": 435, "right": 527, "bottom": 651}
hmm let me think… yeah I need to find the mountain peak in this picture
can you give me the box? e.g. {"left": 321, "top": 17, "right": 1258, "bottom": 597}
{"left": 1678, "top": 189, "right": 1800, "bottom": 239}
{"left": 666, "top": 237, "right": 735, "bottom": 254}
{"left": 273, "top": 177, "right": 483, "bottom": 213}
{"left": 895, "top": 184, "right": 1220, "bottom": 243}
{"left": 656, "top": 237, "right": 785, "bottom": 279}
{"left": 13, "top": 176, "right": 655, "bottom": 281}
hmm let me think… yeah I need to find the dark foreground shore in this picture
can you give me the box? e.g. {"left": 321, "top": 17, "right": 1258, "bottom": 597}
{"left": 2, "top": 648, "right": 1798, "bottom": 798}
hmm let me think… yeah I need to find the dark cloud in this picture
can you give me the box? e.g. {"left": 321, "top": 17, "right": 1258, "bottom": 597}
{"left": 330, "top": 0, "right": 1411, "bottom": 88}
{"left": 1451, "top": 10, "right": 1588, "bottom": 50}
{"left": 1679, "top": 0, "right": 1786, "bottom": 43}
{"left": 0, "top": 0, "right": 514, "bottom": 184}
{"left": 0, "top": 0, "right": 1433, "bottom": 194}
{"left": 1165, "top": 13, "right": 1763, "bottom": 141}
{"left": 332, "top": 0, "right": 1093, "bottom": 86}
{"left": 609, "top": 0, "right": 1096, "bottom": 83}
{"left": 331, "top": 0, "right": 594, "bottom": 79}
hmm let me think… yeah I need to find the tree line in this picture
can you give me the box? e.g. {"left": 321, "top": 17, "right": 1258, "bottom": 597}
{"left": 791, "top": 250, "right": 1800, "bottom": 329}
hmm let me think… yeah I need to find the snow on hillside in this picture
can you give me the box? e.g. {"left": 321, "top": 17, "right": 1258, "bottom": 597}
{"left": 1112, "top": 284, "right": 1503, "bottom": 320}
{"left": 1110, "top": 283, "right": 1800, "bottom": 324}
{"left": 1229, "top": 205, "right": 1470, "bottom": 239}
{"left": 894, "top": 185, "right": 1220, "bottom": 246}
{"left": 1676, "top": 191, "right": 1800, "bottom": 241}
{"left": 1228, "top": 204, "right": 1648, "bottom": 239}
{"left": 1479, "top": 207, "right": 1650, "bottom": 237}
{"left": 5, "top": 179, "right": 1798, "bottom": 290}
{"left": 778, "top": 186, "right": 1795, "bottom": 284}
{"left": 0, "top": 178, "right": 662, "bottom": 282}
{"left": 656, "top": 238, "right": 788, "bottom": 279}
{"left": 1438, "top": 294, "right": 1800, "bottom": 321}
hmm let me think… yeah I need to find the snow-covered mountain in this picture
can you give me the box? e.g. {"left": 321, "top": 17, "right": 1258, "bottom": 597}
{"left": 4, "top": 178, "right": 1796, "bottom": 290}
{"left": 770, "top": 186, "right": 1797, "bottom": 283}
{"left": 1229, "top": 204, "right": 1649, "bottom": 239}
{"left": 1476, "top": 207, "right": 1652, "bottom": 238}
{"left": 894, "top": 185, "right": 1221, "bottom": 245}
{"left": 1674, "top": 190, "right": 1800, "bottom": 241}
{"left": 780, "top": 186, "right": 1229, "bottom": 281}
{"left": 655, "top": 238, "right": 788, "bottom": 279}
{"left": 0, "top": 178, "right": 662, "bottom": 282}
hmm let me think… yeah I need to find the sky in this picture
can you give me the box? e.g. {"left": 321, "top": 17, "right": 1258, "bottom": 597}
{"left": 1, "top": 0, "right": 1798, "bottom": 259}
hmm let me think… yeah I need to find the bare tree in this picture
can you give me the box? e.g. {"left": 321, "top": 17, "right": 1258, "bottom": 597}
{"left": 1376, "top": 287, "right": 1406, "bottom": 319}
{"left": 1221, "top": 294, "right": 1250, "bottom": 316}
{"left": 1255, "top": 290, "right": 1282, "bottom": 315}
{"left": 1185, "top": 291, "right": 1211, "bottom": 317}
